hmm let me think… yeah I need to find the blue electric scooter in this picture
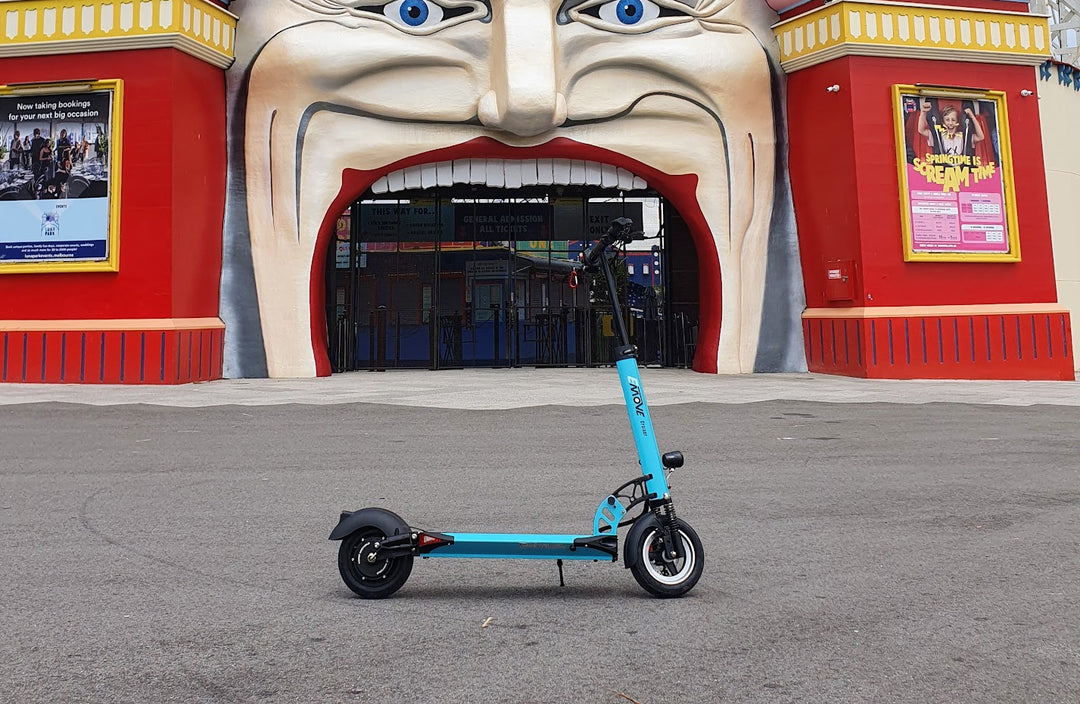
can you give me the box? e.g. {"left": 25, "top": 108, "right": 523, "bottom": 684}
{"left": 329, "top": 218, "right": 704, "bottom": 598}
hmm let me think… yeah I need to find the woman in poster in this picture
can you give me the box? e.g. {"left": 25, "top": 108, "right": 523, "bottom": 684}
{"left": 8, "top": 131, "right": 24, "bottom": 171}
{"left": 37, "top": 138, "right": 55, "bottom": 184}
{"left": 94, "top": 127, "right": 108, "bottom": 164}
{"left": 56, "top": 129, "right": 73, "bottom": 166}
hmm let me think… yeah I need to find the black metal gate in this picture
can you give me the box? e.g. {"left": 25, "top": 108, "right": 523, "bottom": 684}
{"left": 324, "top": 192, "right": 699, "bottom": 372}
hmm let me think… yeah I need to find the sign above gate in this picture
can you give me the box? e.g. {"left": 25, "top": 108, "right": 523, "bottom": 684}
{"left": 359, "top": 204, "right": 453, "bottom": 242}
{"left": 356, "top": 201, "right": 643, "bottom": 246}
{"left": 453, "top": 204, "right": 551, "bottom": 242}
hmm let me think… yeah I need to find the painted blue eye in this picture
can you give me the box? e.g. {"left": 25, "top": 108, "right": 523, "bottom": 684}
{"left": 383, "top": 0, "right": 444, "bottom": 29}
{"left": 597, "top": 0, "right": 661, "bottom": 26}
{"left": 616, "top": 0, "right": 641, "bottom": 23}
{"left": 400, "top": 0, "right": 428, "bottom": 25}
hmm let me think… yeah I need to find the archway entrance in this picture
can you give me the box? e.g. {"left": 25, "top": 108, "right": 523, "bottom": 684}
{"left": 323, "top": 187, "right": 699, "bottom": 371}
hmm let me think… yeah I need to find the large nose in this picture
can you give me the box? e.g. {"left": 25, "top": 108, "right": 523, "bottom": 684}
{"left": 477, "top": 0, "right": 567, "bottom": 137}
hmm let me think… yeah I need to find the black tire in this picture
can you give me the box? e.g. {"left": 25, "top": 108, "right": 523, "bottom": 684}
{"left": 337, "top": 527, "right": 414, "bottom": 599}
{"left": 628, "top": 519, "right": 704, "bottom": 598}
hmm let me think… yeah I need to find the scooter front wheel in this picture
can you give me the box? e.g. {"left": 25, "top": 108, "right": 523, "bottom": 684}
{"left": 628, "top": 519, "right": 704, "bottom": 598}
{"left": 338, "top": 528, "right": 414, "bottom": 599}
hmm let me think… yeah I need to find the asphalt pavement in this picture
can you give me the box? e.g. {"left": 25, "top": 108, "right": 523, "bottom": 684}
{"left": 1, "top": 370, "right": 1078, "bottom": 703}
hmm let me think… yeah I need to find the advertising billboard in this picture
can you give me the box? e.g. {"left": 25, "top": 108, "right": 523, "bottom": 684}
{"left": 0, "top": 80, "right": 123, "bottom": 273}
{"left": 893, "top": 85, "right": 1020, "bottom": 262}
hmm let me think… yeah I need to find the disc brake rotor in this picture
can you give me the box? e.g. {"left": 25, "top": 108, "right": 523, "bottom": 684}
{"left": 648, "top": 537, "right": 680, "bottom": 575}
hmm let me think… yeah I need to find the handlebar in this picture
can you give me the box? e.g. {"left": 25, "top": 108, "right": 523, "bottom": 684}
{"left": 582, "top": 217, "right": 635, "bottom": 268}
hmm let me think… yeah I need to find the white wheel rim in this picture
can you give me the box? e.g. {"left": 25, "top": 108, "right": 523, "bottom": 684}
{"left": 641, "top": 528, "right": 696, "bottom": 585}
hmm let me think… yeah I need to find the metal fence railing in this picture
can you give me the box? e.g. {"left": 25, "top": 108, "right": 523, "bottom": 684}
{"left": 327, "top": 305, "right": 695, "bottom": 371}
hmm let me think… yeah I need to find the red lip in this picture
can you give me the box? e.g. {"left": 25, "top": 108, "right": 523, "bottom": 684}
{"left": 309, "top": 136, "right": 721, "bottom": 374}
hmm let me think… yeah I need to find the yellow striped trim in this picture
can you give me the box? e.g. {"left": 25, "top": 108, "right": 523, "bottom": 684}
{"left": 774, "top": 1, "right": 1051, "bottom": 72}
{"left": 0, "top": 317, "right": 225, "bottom": 331}
{"left": 803, "top": 304, "right": 1070, "bottom": 319}
{"left": 0, "top": 0, "right": 236, "bottom": 68}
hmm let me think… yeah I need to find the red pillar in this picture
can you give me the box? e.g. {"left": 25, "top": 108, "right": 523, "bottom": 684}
{"left": 777, "top": 0, "right": 1073, "bottom": 379}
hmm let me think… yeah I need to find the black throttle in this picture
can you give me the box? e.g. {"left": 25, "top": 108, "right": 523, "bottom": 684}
{"left": 582, "top": 217, "right": 634, "bottom": 267}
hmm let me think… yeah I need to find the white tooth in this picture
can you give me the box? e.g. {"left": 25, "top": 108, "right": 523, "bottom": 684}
{"left": 376, "top": 160, "right": 644, "bottom": 196}
{"left": 469, "top": 158, "right": 486, "bottom": 184}
{"left": 436, "top": 161, "right": 454, "bottom": 187}
{"left": 570, "top": 160, "right": 587, "bottom": 185}
{"left": 387, "top": 169, "right": 406, "bottom": 192}
{"left": 520, "top": 159, "right": 539, "bottom": 186}
{"left": 504, "top": 161, "right": 522, "bottom": 189}
{"left": 453, "top": 159, "right": 470, "bottom": 184}
{"left": 486, "top": 158, "right": 505, "bottom": 188}
{"left": 420, "top": 163, "right": 437, "bottom": 189}
{"left": 553, "top": 159, "right": 572, "bottom": 184}
{"left": 537, "top": 159, "right": 555, "bottom": 184}
{"left": 585, "top": 161, "right": 602, "bottom": 186}
{"left": 601, "top": 164, "right": 618, "bottom": 188}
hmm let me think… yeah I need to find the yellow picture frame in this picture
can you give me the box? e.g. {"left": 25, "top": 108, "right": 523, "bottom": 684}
{"left": 892, "top": 84, "right": 1021, "bottom": 263}
{"left": 0, "top": 79, "right": 124, "bottom": 274}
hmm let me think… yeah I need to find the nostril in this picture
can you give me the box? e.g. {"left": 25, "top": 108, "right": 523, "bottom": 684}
{"left": 477, "top": 90, "right": 500, "bottom": 128}
{"left": 553, "top": 93, "right": 568, "bottom": 126}
{"left": 477, "top": 90, "right": 568, "bottom": 137}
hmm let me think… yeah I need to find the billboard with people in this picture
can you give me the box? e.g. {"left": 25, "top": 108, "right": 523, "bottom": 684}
{"left": 0, "top": 81, "right": 122, "bottom": 272}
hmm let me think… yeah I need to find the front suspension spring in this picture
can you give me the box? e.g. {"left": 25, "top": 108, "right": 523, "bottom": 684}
{"left": 661, "top": 503, "right": 680, "bottom": 558}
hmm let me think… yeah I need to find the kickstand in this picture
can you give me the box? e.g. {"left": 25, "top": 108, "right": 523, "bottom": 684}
{"left": 557, "top": 559, "right": 565, "bottom": 588}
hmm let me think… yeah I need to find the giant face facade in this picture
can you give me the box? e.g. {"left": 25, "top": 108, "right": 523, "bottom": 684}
{"left": 222, "top": 0, "right": 805, "bottom": 377}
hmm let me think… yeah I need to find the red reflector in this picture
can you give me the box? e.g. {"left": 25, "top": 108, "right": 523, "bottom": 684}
{"left": 419, "top": 533, "right": 442, "bottom": 547}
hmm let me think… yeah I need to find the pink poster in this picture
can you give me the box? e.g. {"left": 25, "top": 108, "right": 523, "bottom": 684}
{"left": 897, "top": 91, "right": 1013, "bottom": 256}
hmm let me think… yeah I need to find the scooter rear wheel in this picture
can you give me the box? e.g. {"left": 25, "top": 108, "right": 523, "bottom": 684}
{"left": 338, "top": 528, "right": 414, "bottom": 599}
{"left": 628, "top": 519, "right": 704, "bottom": 598}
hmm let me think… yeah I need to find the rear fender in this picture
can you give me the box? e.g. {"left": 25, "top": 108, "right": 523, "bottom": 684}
{"left": 329, "top": 507, "right": 411, "bottom": 542}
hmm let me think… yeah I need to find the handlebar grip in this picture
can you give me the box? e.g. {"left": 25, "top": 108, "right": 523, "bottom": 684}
{"left": 608, "top": 217, "right": 634, "bottom": 241}
{"left": 582, "top": 217, "right": 634, "bottom": 267}
{"left": 582, "top": 239, "right": 607, "bottom": 267}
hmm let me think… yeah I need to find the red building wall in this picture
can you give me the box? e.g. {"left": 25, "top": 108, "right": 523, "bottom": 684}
{"left": 0, "top": 49, "right": 226, "bottom": 383}
{"left": 790, "top": 56, "right": 1057, "bottom": 308}
{"left": 788, "top": 55, "right": 1072, "bottom": 379}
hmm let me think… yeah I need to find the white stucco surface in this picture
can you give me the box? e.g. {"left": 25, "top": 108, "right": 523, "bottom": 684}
{"left": 1039, "top": 71, "right": 1080, "bottom": 371}
{"left": 228, "top": 0, "right": 785, "bottom": 377}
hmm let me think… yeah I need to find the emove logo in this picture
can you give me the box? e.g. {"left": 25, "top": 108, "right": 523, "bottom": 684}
{"left": 627, "top": 377, "right": 645, "bottom": 417}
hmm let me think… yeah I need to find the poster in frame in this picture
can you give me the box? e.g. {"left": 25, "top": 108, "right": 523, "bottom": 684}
{"left": 892, "top": 84, "right": 1020, "bottom": 263}
{"left": 0, "top": 79, "right": 123, "bottom": 274}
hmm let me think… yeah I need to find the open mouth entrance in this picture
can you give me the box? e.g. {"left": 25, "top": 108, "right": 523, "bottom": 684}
{"left": 322, "top": 185, "right": 700, "bottom": 371}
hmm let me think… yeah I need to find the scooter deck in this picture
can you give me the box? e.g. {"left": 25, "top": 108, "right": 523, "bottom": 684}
{"left": 424, "top": 532, "right": 615, "bottom": 561}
